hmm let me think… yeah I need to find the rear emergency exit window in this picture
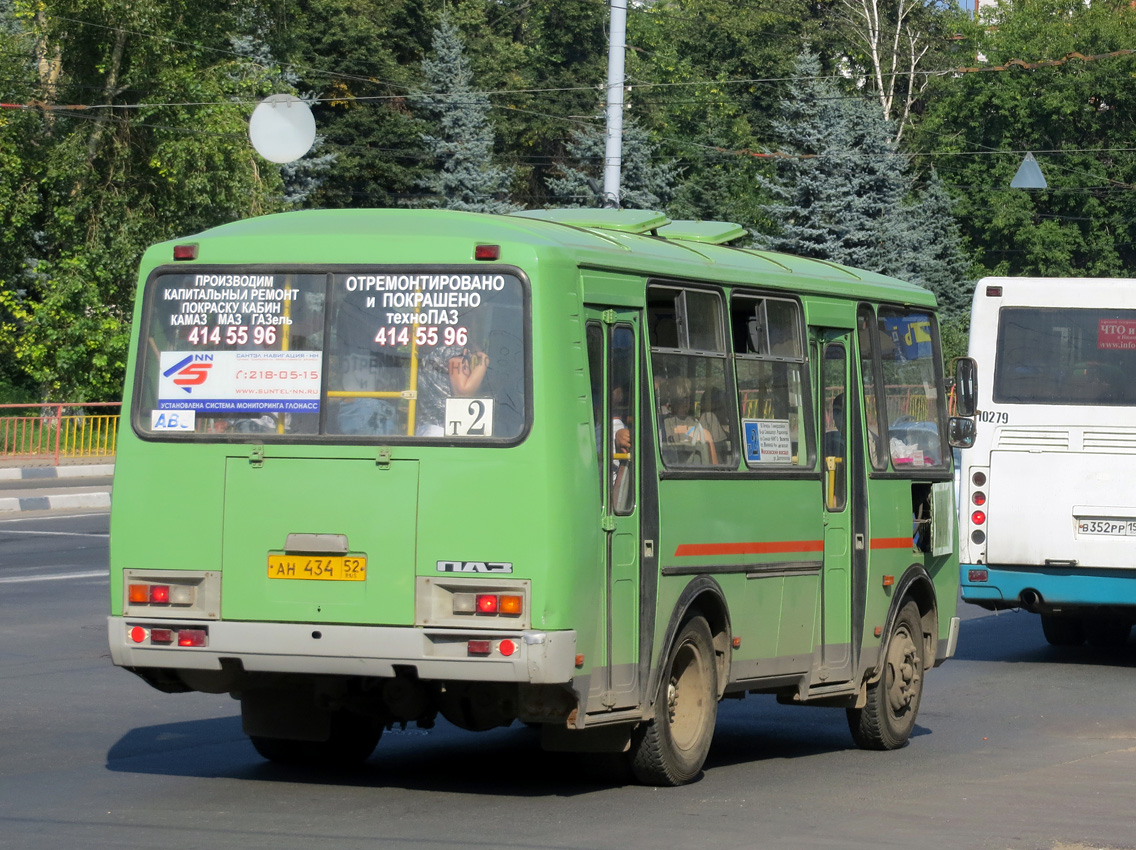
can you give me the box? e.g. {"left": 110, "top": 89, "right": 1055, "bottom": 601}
{"left": 133, "top": 267, "right": 528, "bottom": 441}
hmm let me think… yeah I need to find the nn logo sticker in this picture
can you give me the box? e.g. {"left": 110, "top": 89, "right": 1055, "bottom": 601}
{"left": 163, "top": 353, "right": 214, "bottom": 392}
{"left": 436, "top": 560, "right": 513, "bottom": 574}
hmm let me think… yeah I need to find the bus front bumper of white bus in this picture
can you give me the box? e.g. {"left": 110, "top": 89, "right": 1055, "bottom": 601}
{"left": 107, "top": 617, "right": 578, "bottom": 685}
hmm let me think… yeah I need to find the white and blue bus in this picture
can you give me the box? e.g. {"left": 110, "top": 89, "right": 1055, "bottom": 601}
{"left": 958, "top": 277, "right": 1136, "bottom": 646}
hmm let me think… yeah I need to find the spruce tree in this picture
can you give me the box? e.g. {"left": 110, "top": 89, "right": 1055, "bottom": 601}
{"left": 757, "top": 51, "right": 971, "bottom": 316}
{"left": 756, "top": 51, "right": 911, "bottom": 272}
{"left": 416, "top": 15, "right": 518, "bottom": 214}
{"left": 546, "top": 116, "right": 680, "bottom": 210}
{"left": 898, "top": 169, "right": 973, "bottom": 321}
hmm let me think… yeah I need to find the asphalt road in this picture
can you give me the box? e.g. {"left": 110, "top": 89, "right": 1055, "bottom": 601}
{"left": 1, "top": 509, "right": 1134, "bottom": 850}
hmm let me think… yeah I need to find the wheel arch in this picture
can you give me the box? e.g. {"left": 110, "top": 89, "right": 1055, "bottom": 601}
{"left": 647, "top": 576, "right": 732, "bottom": 705}
{"left": 870, "top": 565, "right": 938, "bottom": 680}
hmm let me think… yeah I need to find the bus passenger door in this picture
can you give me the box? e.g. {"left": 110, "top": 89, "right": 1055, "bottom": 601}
{"left": 585, "top": 309, "right": 641, "bottom": 710}
{"left": 818, "top": 334, "right": 855, "bottom": 684}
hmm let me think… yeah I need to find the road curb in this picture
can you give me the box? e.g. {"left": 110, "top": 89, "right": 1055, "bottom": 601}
{"left": 0, "top": 463, "right": 115, "bottom": 481}
{"left": 0, "top": 491, "right": 112, "bottom": 513}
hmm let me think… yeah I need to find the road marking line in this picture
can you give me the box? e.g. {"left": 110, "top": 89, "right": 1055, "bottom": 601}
{"left": 0, "top": 570, "right": 108, "bottom": 584}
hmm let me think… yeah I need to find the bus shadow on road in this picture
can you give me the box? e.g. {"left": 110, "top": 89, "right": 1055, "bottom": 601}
{"left": 955, "top": 609, "right": 1136, "bottom": 667}
{"left": 106, "top": 715, "right": 638, "bottom": 794}
{"left": 105, "top": 695, "right": 914, "bottom": 793}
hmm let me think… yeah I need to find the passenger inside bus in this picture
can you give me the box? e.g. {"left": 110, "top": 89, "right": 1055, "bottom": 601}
{"left": 698, "top": 386, "right": 732, "bottom": 452}
{"left": 661, "top": 377, "right": 718, "bottom": 465}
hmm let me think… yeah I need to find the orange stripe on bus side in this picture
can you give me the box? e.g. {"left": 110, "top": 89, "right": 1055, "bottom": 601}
{"left": 674, "top": 540, "right": 825, "bottom": 558}
{"left": 869, "top": 537, "right": 914, "bottom": 550}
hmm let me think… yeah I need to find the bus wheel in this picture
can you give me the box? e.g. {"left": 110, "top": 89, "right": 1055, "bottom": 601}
{"left": 628, "top": 615, "right": 718, "bottom": 786}
{"left": 1084, "top": 616, "right": 1131, "bottom": 648}
{"left": 1040, "top": 614, "right": 1085, "bottom": 647}
{"left": 250, "top": 711, "right": 382, "bottom": 768}
{"left": 848, "top": 601, "right": 923, "bottom": 751}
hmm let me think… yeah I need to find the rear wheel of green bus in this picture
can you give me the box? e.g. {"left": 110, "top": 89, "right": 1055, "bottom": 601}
{"left": 848, "top": 601, "right": 923, "bottom": 751}
{"left": 628, "top": 615, "right": 718, "bottom": 786}
{"left": 250, "top": 710, "right": 382, "bottom": 768}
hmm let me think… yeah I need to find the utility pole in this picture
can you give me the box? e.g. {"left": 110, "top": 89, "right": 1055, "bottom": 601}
{"left": 602, "top": 0, "right": 627, "bottom": 208}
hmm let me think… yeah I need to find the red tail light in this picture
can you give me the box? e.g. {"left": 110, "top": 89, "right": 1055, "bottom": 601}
{"left": 972, "top": 510, "right": 986, "bottom": 526}
{"left": 177, "top": 629, "right": 207, "bottom": 647}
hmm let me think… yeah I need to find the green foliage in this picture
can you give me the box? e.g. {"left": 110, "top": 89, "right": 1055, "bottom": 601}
{"left": 756, "top": 51, "right": 972, "bottom": 315}
{"left": 6, "top": 0, "right": 1136, "bottom": 404}
{"left": 416, "top": 14, "right": 519, "bottom": 214}
{"left": 277, "top": 0, "right": 429, "bottom": 208}
{"left": 546, "top": 116, "right": 680, "bottom": 210}
{"left": 911, "top": 0, "right": 1136, "bottom": 278}
{"left": 0, "top": 0, "right": 289, "bottom": 401}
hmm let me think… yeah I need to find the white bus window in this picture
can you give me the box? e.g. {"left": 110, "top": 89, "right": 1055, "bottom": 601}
{"left": 138, "top": 271, "right": 327, "bottom": 437}
{"left": 994, "top": 307, "right": 1136, "bottom": 406}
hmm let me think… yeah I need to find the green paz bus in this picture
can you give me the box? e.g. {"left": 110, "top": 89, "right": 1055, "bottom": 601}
{"left": 108, "top": 207, "right": 965, "bottom": 785}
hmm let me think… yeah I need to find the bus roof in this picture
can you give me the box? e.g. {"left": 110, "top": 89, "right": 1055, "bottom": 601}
{"left": 976, "top": 276, "right": 1136, "bottom": 307}
{"left": 151, "top": 208, "right": 937, "bottom": 307}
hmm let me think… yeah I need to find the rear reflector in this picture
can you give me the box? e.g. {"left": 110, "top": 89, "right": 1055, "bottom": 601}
{"left": 467, "top": 640, "right": 492, "bottom": 656}
{"left": 498, "top": 639, "right": 517, "bottom": 657}
{"left": 129, "top": 626, "right": 147, "bottom": 644}
{"left": 968, "top": 569, "right": 989, "bottom": 583}
{"left": 150, "top": 628, "right": 174, "bottom": 644}
{"left": 177, "top": 629, "right": 207, "bottom": 647}
{"left": 985, "top": 285, "right": 1002, "bottom": 297}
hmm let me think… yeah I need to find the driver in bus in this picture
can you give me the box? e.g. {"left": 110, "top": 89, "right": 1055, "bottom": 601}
{"left": 416, "top": 342, "right": 491, "bottom": 437}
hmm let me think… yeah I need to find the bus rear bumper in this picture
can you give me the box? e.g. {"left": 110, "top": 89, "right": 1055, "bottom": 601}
{"left": 960, "top": 563, "right": 1136, "bottom": 610}
{"left": 107, "top": 617, "right": 578, "bottom": 685}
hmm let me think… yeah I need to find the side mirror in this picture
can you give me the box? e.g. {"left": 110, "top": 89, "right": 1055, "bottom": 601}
{"left": 953, "top": 357, "right": 977, "bottom": 418}
{"left": 948, "top": 416, "right": 976, "bottom": 449}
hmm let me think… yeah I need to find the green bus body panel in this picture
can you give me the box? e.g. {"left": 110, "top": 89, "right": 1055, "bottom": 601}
{"left": 221, "top": 457, "right": 419, "bottom": 625}
{"left": 654, "top": 477, "right": 824, "bottom": 667}
{"left": 109, "top": 445, "right": 225, "bottom": 613}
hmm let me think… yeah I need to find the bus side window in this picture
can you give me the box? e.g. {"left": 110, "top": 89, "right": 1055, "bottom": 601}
{"left": 731, "top": 295, "right": 810, "bottom": 468}
{"left": 857, "top": 305, "right": 889, "bottom": 470}
{"left": 648, "top": 285, "right": 735, "bottom": 468}
{"left": 586, "top": 323, "right": 605, "bottom": 494}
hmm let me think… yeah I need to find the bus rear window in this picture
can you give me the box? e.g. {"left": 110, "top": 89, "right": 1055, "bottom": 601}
{"left": 134, "top": 269, "right": 527, "bottom": 440}
{"left": 995, "top": 307, "right": 1136, "bottom": 406}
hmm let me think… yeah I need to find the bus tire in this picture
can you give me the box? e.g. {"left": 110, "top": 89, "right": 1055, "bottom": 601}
{"left": 1040, "top": 613, "right": 1085, "bottom": 647}
{"left": 628, "top": 615, "right": 718, "bottom": 786}
{"left": 848, "top": 600, "right": 923, "bottom": 751}
{"left": 1083, "top": 616, "right": 1130, "bottom": 648}
{"left": 250, "top": 711, "right": 382, "bottom": 768}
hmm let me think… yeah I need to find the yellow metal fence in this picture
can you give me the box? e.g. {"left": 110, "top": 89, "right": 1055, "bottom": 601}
{"left": 0, "top": 403, "right": 120, "bottom": 465}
